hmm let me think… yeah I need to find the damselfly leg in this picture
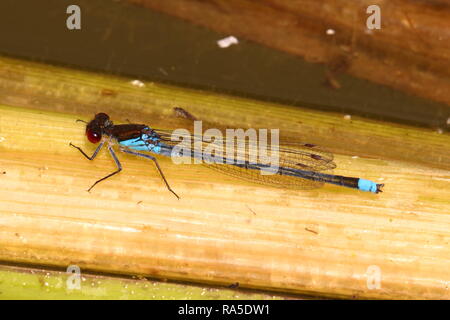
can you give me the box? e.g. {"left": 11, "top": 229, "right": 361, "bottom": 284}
{"left": 70, "top": 140, "right": 179, "bottom": 198}
{"left": 121, "top": 149, "right": 180, "bottom": 199}
{"left": 86, "top": 146, "right": 123, "bottom": 192}
{"left": 69, "top": 142, "right": 104, "bottom": 160}
{"left": 70, "top": 142, "right": 123, "bottom": 192}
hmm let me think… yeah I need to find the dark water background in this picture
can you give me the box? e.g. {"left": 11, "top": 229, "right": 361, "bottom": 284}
{"left": 0, "top": 0, "right": 448, "bottom": 130}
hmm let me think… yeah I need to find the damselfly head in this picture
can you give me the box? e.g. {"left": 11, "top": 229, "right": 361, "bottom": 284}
{"left": 85, "top": 113, "right": 112, "bottom": 144}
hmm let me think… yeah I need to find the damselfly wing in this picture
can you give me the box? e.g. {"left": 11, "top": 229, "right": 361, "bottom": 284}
{"left": 144, "top": 128, "right": 337, "bottom": 190}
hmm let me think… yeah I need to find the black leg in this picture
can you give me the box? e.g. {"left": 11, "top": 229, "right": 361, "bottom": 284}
{"left": 87, "top": 146, "right": 122, "bottom": 192}
{"left": 70, "top": 142, "right": 104, "bottom": 160}
{"left": 121, "top": 149, "right": 180, "bottom": 199}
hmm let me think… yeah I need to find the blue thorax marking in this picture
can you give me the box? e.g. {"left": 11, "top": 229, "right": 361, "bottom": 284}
{"left": 119, "top": 132, "right": 163, "bottom": 154}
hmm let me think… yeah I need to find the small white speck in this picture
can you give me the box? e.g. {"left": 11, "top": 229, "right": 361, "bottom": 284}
{"left": 217, "top": 36, "right": 239, "bottom": 48}
{"left": 44, "top": 282, "right": 49, "bottom": 286}
{"left": 0, "top": 137, "right": 5, "bottom": 143}
{"left": 130, "top": 80, "right": 145, "bottom": 88}
{"left": 446, "top": 117, "right": 450, "bottom": 126}
{"left": 326, "top": 29, "right": 335, "bottom": 35}
{"left": 351, "top": 156, "right": 359, "bottom": 159}
{"left": 344, "top": 114, "right": 352, "bottom": 120}
{"left": 436, "top": 128, "right": 443, "bottom": 134}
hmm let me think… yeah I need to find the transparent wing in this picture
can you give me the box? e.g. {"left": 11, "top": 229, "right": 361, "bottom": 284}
{"left": 151, "top": 128, "right": 336, "bottom": 190}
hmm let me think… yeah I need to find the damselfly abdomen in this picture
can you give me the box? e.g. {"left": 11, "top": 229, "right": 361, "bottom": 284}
{"left": 70, "top": 113, "right": 383, "bottom": 199}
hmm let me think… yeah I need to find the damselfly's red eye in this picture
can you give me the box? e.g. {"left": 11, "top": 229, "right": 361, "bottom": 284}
{"left": 86, "top": 128, "right": 102, "bottom": 144}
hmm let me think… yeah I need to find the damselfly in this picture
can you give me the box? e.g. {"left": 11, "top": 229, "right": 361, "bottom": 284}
{"left": 70, "top": 113, "right": 384, "bottom": 199}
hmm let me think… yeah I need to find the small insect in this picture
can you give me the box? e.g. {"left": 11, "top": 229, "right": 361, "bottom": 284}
{"left": 70, "top": 113, "right": 383, "bottom": 199}
{"left": 173, "top": 107, "right": 197, "bottom": 121}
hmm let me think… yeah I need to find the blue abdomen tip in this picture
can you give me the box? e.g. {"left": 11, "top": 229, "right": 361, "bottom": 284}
{"left": 358, "top": 179, "right": 378, "bottom": 193}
